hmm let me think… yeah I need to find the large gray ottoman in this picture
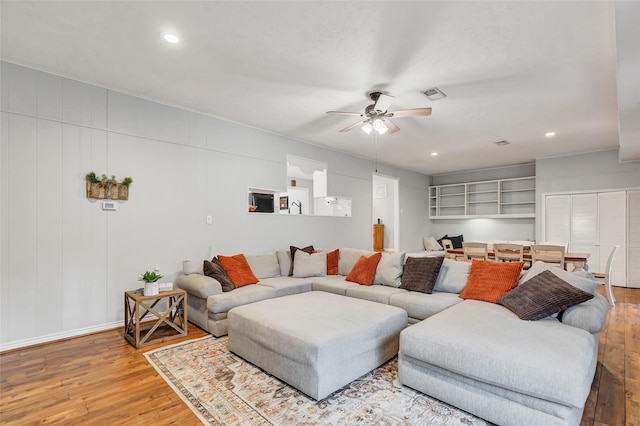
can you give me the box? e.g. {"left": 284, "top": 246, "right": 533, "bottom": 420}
{"left": 228, "top": 291, "right": 408, "bottom": 400}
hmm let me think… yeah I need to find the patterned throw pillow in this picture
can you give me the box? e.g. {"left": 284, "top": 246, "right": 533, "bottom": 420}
{"left": 345, "top": 253, "right": 382, "bottom": 286}
{"left": 399, "top": 256, "right": 444, "bottom": 294}
{"left": 217, "top": 254, "right": 259, "bottom": 287}
{"left": 459, "top": 259, "right": 524, "bottom": 303}
{"left": 203, "top": 258, "right": 235, "bottom": 292}
{"left": 498, "top": 270, "right": 594, "bottom": 320}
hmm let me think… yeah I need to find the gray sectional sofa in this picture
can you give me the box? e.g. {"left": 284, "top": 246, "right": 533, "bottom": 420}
{"left": 174, "top": 247, "right": 609, "bottom": 426}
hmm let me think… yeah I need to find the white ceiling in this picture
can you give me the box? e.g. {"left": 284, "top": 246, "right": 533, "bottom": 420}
{"left": 1, "top": 1, "right": 638, "bottom": 175}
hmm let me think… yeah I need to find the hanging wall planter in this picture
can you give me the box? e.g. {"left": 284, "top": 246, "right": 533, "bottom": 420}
{"left": 85, "top": 172, "right": 133, "bottom": 200}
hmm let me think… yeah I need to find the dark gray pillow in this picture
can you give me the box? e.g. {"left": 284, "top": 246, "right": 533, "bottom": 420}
{"left": 399, "top": 256, "right": 444, "bottom": 294}
{"left": 449, "top": 234, "right": 464, "bottom": 249}
{"left": 203, "top": 258, "right": 235, "bottom": 292}
{"left": 497, "top": 270, "right": 593, "bottom": 321}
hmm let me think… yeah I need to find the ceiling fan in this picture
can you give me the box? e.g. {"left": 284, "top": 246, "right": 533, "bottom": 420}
{"left": 326, "top": 92, "right": 432, "bottom": 135}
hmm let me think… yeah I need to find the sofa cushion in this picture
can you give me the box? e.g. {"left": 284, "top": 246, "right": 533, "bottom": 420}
{"left": 326, "top": 249, "right": 339, "bottom": 275}
{"left": 345, "top": 284, "right": 406, "bottom": 304}
{"left": 389, "top": 291, "right": 463, "bottom": 321}
{"left": 245, "top": 253, "right": 281, "bottom": 279}
{"left": 218, "top": 254, "right": 259, "bottom": 287}
{"left": 520, "top": 261, "right": 600, "bottom": 294}
{"left": 559, "top": 293, "right": 609, "bottom": 334}
{"left": 497, "top": 270, "right": 594, "bottom": 320}
{"left": 399, "top": 300, "right": 598, "bottom": 408}
{"left": 206, "top": 285, "right": 276, "bottom": 313}
{"left": 293, "top": 251, "right": 327, "bottom": 278}
{"left": 373, "top": 251, "right": 405, "bottom": 287}
{"left": 174, "top": 273, "right": 222, "bottom": 299}
{"left": 311, "top": 276, "right": 359, "bottom": 296}
{"left": 345, "top": 253, "right": 382, "bottom": 286}
{"left": 182, "top": 260, "right": 203, "bottom": 275}
{"left": 459, "top": 259, "right": 523, "bottom": 303}
{"left": 276, "top": 250, "right": 293, "bottom": 277}
{"left": 433, "top": 259, "right": 470, "bottom": 294}
{"left": 399, "top": 256, "right": 444, "bottom": 294}
{"left": 339, "top": 247, "right": 375, "bottom": 276}
{"left": 256, "top": 277, "right": 313, "bottom": 298}
{"left": 203, "top": 258, "right": 235, "bottom": 292}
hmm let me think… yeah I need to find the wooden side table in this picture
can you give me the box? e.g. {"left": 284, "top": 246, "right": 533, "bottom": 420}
{"left": 124, "top": 288, "right": 187, "bottom": 348}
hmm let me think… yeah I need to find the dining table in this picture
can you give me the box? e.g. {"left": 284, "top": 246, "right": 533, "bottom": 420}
{"left": 445, "top": 249, "right": 590, "bottom": 271}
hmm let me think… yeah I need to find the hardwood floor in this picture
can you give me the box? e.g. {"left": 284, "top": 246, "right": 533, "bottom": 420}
{"left": 1, "top": 287, "right": 638, "bottom": 425}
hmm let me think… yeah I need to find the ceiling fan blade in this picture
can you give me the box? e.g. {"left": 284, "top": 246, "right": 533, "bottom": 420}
{"left": 387, "top": 107, "right": 432, "bottom": 118}
{"left": 326, "top": 111, "right": 364, "bottom": 116}
{"left": 374, "top": 94, "right": 395, "bottom": 113}
{"left": 339, "top": 120, "right": 367, "bottom": 133}
{"left": 385, "top": 119, "right": 400, "bottom": 134}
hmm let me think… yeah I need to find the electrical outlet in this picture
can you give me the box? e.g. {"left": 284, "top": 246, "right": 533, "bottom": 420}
{"left": 206, "top": 215, "right": 212, "bottom": 224}
{"left": 154, "top": 266, "right": 160, "bottom": 273}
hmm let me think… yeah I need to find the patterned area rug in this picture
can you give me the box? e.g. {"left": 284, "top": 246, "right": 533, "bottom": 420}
{"left": 145, "top": 336, "right": 488, "bottom": 425}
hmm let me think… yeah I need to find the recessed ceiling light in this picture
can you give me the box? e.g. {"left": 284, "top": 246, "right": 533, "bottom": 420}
{"left": 431, "top": 152, "right": 438, "bottom": 156}
{"left": 163, "top": 33, "right": 180, "bottom": 44}
{"left": 545, "top": 132, "right": 556, "bottom": 137}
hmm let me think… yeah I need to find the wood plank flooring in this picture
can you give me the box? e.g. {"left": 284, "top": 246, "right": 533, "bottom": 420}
{"left": 1, "top": 287, "right": 638, "bottom": 425}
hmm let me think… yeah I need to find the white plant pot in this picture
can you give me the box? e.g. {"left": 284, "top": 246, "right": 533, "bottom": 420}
{"left": 144, "top": 282, "right": 159, "bottom": 296}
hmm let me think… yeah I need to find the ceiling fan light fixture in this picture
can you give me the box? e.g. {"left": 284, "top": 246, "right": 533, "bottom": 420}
{"left": 377, "top": 124, "right": 388, "bottom": 135}
{"left": 362, "top": 122, "right": 373, "bottom": 134}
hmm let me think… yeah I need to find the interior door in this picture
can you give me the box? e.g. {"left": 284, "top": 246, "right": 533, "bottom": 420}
{"left": 570, "top": 193, "right": 599, "bottom": 271}
{"left": 599, "top": 191, "right": 627, "bottom": 286}
{"left": 544, "top": 195, "right": 571, "bottom": 244}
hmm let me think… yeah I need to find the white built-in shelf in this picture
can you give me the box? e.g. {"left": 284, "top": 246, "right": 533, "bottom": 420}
{"left": 429, "top": 176, "right": 535, "bottom": 219}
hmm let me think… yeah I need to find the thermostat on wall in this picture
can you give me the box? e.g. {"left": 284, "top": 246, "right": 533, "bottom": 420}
{"left": 102, "top": 201, "right": 117, "bottom": 211}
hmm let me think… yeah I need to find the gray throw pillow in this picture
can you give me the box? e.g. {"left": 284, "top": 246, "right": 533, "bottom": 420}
{"left": 520, "top": 261, "right": 600, "bottom": 294}
{"left": 373, "top": 251, "right": 406, "bottom": 287}
{"left": 399, "top": 256, "right": 444, "bottom": 294}
{"left": 293, "top": 251, "right": 327, "bottom": 278}
{"left": 203, "top": 258, "right": 235, "bottom": 292}
{"left": 498, "top": 270, "right": 594, "bottom": 321}
{"left": 433, "top": 258, "right": 471, "bottom": 294}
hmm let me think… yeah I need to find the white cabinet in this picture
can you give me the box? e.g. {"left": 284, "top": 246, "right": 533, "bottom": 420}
{"left": 543, "top": 191, "right": 628, "bottom": 286}
{"left": 429, "top": 177, "right": 535, "bottom": 219}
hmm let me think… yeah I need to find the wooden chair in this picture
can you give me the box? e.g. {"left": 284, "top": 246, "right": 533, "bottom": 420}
{"left": 493, "top": 243, "right": 524, "bottom": 262}
{"left": 462, "top": 242, "right": 488, "bottom": 261}
{"left": 441, "top": 239, "right": 457, "bottom": 260}
{"left": 593, "top": 245, "right": 620, "bottom": 307}
{"left": 530, "top": 244, "right": 566, "bottom": 270}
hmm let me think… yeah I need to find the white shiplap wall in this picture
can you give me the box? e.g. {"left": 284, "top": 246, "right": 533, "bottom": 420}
{"left": 0, "top": 61, "right": 431, "bottom": 349}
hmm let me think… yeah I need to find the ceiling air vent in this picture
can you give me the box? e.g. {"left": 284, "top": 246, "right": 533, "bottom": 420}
{"left": 421, "top": 87, "right": 447, "bottom": 101}
{"left": 494, "top": 140, "right": 510, "bottom": 147}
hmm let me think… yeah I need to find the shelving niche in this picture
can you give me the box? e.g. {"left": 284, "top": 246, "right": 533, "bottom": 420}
{"left": 429, "top": 176, "right": 535, "bottom": 219}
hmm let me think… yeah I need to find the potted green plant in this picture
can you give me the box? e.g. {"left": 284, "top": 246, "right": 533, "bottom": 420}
{"left": 139, "top": 271, "right": 163, "bottom": 296}
{"left": 100, "top": 174, "right": 117, "bottom": 199}
{"left": 85, "top": 171, "right": 101, "bottom": 198}
{"left": 119, "top": 177, "right": 133, "bottom": 200}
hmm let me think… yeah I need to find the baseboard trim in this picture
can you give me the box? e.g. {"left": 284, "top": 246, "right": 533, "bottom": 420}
{"left": 0, "top": 321, "right": 122, "bottom": 352}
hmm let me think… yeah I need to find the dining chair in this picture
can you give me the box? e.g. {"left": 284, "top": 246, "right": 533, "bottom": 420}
{"left": 493, "top": 243, "right": 524, "bottom": 262}
{"left": 530, "top": 244, "right": 566, "bottom": 270}
{"left": 441, "top": 239, "right": 458, "bottom": 260}
{"left": 593, "top": 245, "right": 620, "bottom": 307}
{"left": 462, "top": 242, "right": 489, "bottom": 261}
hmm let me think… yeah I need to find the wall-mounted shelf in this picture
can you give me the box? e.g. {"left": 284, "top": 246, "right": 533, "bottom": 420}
{"left": 429, "top": 176, "right": 535, "bottom": 219}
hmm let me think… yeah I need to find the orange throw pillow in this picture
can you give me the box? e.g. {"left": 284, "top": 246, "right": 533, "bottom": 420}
{"left": 217, "top": 254, "right": 259, "bottom": 287}
{"left": 345, "top": 253, "right": 382, "bottom": 286}
{"left": 459, "top": 259, "right": 524, "bottom": 303}
{"left": 326, "top": 249, "right": 339, "bottom": 275}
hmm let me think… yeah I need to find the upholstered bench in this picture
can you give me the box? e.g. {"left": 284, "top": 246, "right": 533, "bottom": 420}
{"left": 228, "top": 291, "right": 408, "bottom": 400}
